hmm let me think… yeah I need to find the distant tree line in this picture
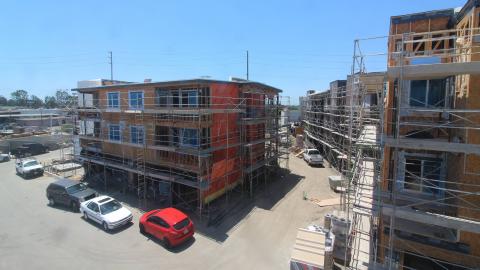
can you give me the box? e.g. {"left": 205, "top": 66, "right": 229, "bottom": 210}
{"left": 0, "top": 89, "right": 76, "bottom": 109}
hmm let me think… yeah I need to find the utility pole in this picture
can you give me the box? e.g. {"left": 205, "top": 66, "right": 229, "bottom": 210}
{"left": 246, "top": 50, "right": 249, "bottom": 80}
{"left": 108, "top": 51, "right": 113, "bottom": 81}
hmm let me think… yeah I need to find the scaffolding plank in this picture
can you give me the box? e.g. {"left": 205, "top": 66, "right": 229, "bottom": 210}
{"left": 384, "top": 137, "right": 480, "bottom": 154}
{"left": 382, "top": 205, "right": 480, "bottom": 234}
{"left": 387, "top": 62, "right": 480, "bottom": 79}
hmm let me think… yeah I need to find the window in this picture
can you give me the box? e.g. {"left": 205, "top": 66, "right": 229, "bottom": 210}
{"left": 94, "top": 122, "right": 101, "bottom": 137}
{"left": 148, "top": 216, "right": 169, "bottom": 228}
{"left": 156, "top": 89, "right": 169, "bottom": 107}
{"left": 130, "top": 126, "right": 145, "bottom": 144}
{"left": 403, "top": 156, "right": 443, "bottom": 195}
{"left": 172, "top": 91, "right": 180, "bottom": 107}
{"left": 107, "top": 92, "right": 119, "bottom": 108}
{"left": 87, "top": 202, "right": 99, "bottom": 212}
{"left": 181, "top": 128, "right": 199, "bottom": 147}
{"left": 409, "top": 79, "right": 445, "bottom": 108}
{"left": 109, "top": 124, "right": 121, "bottom": 141}
{"left": 173, "top": 218, "right": 190, "bottom": 230}
{"left": 181, "top": 90, "right": 198, "bottom": 107}
{"left": 155, "top": 126, "right": 169, "bottom": 146}
{"left": 172, "top": 128, "right": 180, "bottom": 146}
{"left": 66, "top": 183, "right": 88, "bottom": 194}
{"left": 129, "top": 91, "right": 144, "bottom": 109}
{"left": 100, "top": 200, "right": 122, "bottom": 215}
{"left": 158, "top": 218, "right": 170, "bottom": 228}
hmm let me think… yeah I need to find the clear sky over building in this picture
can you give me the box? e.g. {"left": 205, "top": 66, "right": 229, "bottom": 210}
{"left": 0, "top": 0, "right": 465, "bottom": 104}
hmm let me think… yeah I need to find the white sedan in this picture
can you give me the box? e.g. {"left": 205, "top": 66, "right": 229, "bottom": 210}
{"left": 303, "top": 148, "right": 324, "bottom": 166}
{"left": 80, "top": 196, "right": 133, "bottom": 231}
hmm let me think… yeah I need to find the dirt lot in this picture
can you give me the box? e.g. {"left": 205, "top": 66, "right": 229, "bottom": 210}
{"left": 0, "top": 150, "right": 339, "bottom": 270}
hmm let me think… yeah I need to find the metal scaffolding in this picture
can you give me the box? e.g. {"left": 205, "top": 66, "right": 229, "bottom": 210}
{"left": 342, "top": 25, "right": 480, "bottom": 269}
{"left": 75, "top": 83, "right": 290, "bottom": 219}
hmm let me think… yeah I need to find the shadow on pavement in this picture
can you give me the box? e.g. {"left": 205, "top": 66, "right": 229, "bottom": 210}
{"left": 83, "top": 167, "right": 304, "bottom": 243}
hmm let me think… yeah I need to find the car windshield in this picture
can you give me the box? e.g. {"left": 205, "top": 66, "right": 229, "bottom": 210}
{"left": 309, "top": 150, "right": 320, "bottom": 155}
{"left": 100, "top": 200, "right": 122, "bottom": 215}
{"left": 24, "top": 160, "right": 39, "bottom": 167}
{"left": 173, "top": 218, "right": 190, "bottom": 230}
{"left": 66, "top": 183, "right": 88, "bottom": 194}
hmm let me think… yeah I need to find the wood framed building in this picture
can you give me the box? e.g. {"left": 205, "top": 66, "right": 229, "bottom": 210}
{"left": 73, "top": 78, "right": 288, "bottom": 215}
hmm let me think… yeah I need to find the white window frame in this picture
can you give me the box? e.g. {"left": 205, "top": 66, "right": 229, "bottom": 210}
{"left": 128, "top": 90, "right": 144, "bottom": 110}
{"left": 108, "top": 124, "right": 121, "bottom": 142}
{"left": 156, "top": 89, "right": 169, "bottom": 107}
{"left": 181, "top": 89, "right": 198, "bottom": 108}
{"left": 130, "top": 125, "right": 145, "bottom": 145}
{"left": 107, "top": 92, "right": 120, "bottom": 109}
{"left": 396, "top": 152, "right": 445, "bottom": 197}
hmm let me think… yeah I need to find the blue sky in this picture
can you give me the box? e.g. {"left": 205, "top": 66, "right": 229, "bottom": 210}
{"left": 0, "top": 0, "right": 465, "bottom": 104}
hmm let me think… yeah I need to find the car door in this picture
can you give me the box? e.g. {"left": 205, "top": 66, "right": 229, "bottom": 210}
{"left": 156, "top": 217, "right": 171, "bottom": 240}
{"left": 146, "top": 216, "right": 167, "bottom": 240}
{"left": 58, "top": 187, "right": 70, "bottom": 206}
{"left": 86, "top": 202, "right": 101, "bottom": 224}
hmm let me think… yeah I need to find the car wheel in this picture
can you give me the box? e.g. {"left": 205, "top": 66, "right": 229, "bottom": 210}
{"left": 163, "top": 238, "right": 171, "bottom": 249}
{"left": 71, "top": 202, "right": 79, "bottom": 212}
{"left": 48, "top": 197, "right": 55, "bottom": 206}
{"left": 83, "top": 212, "right": 88, "bottom": 220}
{"left": 103, "top": 222, "right": 109, "bottom": 231}
{"left": 139, "top": 224, "right": 146, "bottom": 235}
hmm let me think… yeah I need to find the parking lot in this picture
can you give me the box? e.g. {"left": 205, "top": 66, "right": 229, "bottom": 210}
{"left": 0, "top": 149, "right": 339, "bottom": 270}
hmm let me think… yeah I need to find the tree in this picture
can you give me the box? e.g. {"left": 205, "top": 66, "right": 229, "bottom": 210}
{"left": 30, "top": 95, "right": 44, "bottom": 108}
{"left": 44, "top": 96, "right": 57, "bottom": 108}
{"left": 0, "top": 95, "right": 7, "bottom": 106}
{"left": 55, "top": 89, "right": 73, "bottom": 108}
{"left": 11, "top": 89, "right": 29, "bottom": 107}
{"left": 7, "top": 99, "right": 16, "bottom": 106}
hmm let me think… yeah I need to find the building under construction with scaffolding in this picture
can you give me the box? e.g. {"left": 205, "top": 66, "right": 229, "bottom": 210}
{"left": 301, "top": 1, "right": 480, "bottom": 269}
{"left": 379, "top": 3, "right": 480, "bottom": 269}
{"left": 74, "top": 78, "right": 289, "bottom": 216}
{"left": 300, "top": 73, "right": 385, "bottom": 174}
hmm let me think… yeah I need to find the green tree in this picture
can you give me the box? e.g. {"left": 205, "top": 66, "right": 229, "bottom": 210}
{"left": 11, "top": 89, "right": 29, "bottom": 106}
{"left": 55, "top": 89, "right": 72, "bottom": 108}
{"left": 44, "top": 96, "right": 57, "bottom": 108}
{"left": 30, "top": 95, "right": 44, "bottom": 108}
{"left": 0, "top": 95, "right": 7, "bottom": 106}
{"left": 7, "top": 99, "right": 16, "bottom": 106}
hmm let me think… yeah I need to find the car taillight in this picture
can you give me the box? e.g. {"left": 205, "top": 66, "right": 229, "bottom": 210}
{"left": 171, "top": 231, "right": 182, "bottom": 238}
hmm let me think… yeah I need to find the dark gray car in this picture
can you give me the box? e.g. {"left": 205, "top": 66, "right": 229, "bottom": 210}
{"left": 46, "top": 179, "right": 97, "bottom": 212}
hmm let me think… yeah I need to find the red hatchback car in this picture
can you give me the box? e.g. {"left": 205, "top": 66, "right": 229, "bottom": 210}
{"left": 139, "top": 207, "right": 194, "bottom": 248}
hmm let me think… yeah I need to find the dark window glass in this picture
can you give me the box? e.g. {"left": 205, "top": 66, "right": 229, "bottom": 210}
{"left": 172, "top": 91, "right": 179, "bottom": 107}
{"left": 156, "top": 90, "right": 168, "bottom": 107}
{"left": 172, "top": 128, "right": 179, "bottom": 146}
{"left": 405, "top": 159, "right": 422, "bottom": 191}
{"left": 129, "top": 92, "right": 143, "bottom": 109}
{"left": 404, "top": 157, "right": 442, "bottom": 195}
{"left": 423, "top": 160, "right": 442, "bottom": 195}
{"left": 155, "top": 126, "right": 169, "bottom": 146}
{"left": 173, "top": 218, "right": 190, "bottom": 230}
{"left": 410, "top": 80, "right": 427, "bottom": 107}
{"left": 428, "top": 79, "right": 445, "bottom": 107}
{"left": 107, "top": 92, "right": 119, "bottom": 108}
{"left": 158, "top": 218, "right": 170, "bottom": 228}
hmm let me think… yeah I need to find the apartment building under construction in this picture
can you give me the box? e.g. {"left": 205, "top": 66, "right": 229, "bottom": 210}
{"left": 74, "top": 78, "right": 288, "bottom": 215}
{"left": 301, "top": 1, "right": 480, "bottom": 269}
{"left": 379, "top": 3, "right": 480, "bottom": 269}
{"left": 300, "top": 72, "right": 385, "bottom": 174}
